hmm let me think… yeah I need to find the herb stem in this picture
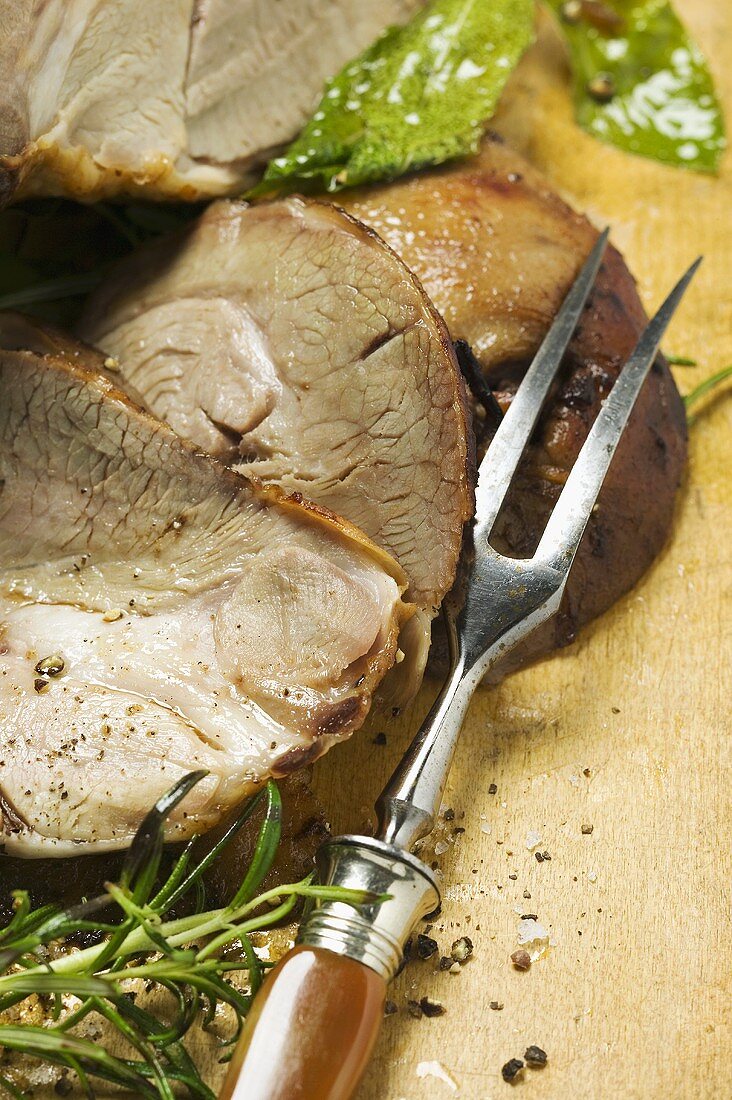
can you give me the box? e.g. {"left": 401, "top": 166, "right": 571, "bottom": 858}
{"left": 684, "top": 364, "right": 732, "bottom": 411}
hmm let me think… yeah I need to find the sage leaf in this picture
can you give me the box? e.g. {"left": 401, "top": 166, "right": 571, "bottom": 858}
{"left": 548, "top": 0, "right": 725, "bottom": 172}
{"left": 256, "top": 0, "right": 535, "bottom": 196}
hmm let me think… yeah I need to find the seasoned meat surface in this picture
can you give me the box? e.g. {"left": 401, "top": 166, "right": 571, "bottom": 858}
{"left": 0, "top": 0, "right": 418, "bottom": 203}
{"left": 79, "top": 198, "right": 473, "bottom": 690}
{"left": 343, "top": 137, "right": 687, "bottom": 665}
{"left": 0, "top": 314, "right": 408, "bottom": 855}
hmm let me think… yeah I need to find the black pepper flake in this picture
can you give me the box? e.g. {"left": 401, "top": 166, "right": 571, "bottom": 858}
{"left": 406, "top": 999, "right": 423, "bottom": 1018}
{"left": 488, "top": 783, "right": 498, "bottom": 795}
{"left": 489, "top": 1000, "right": 504, "bottom": 1011}
{"left": 535, "top": 851, "right": 544, "bottom": 863}
{"left": 34, "top": 677, "right": 50, "bottom": 694}
{"left": 502, "top": 1058, "right": 525, "bottom": 1083}
{"left": 524, "top": 1045, "right": 548, "bottom": 1068}
{"left": 443, "top": 808, "right": 455, "bottom": 822}
{"left": 581, "top": 823, "right": 594, "bottom": 835}
{"left": 520, "top": 914, "right": 538, "bottom": 921}
{"left": 439, "top": 955, "right": 453, "bottom": 971}
{"left": 510, "top": 949, "right": 531, "bottom": 970}
{"left": 416, "top": 933, "right": 438, "bottom": 960}
{"left": 541, "top": 850, "right": 551, "bottom": 861}
{"left": 419, "top": 996, "right": 445, "bottom": 1018}
{"left": 384, "top": 1000, "right": 398, "bottom": 1017}
{"left": 372, "top": 732, "right": 387, "bottom": 746}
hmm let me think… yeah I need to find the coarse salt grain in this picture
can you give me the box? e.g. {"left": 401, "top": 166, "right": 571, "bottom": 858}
{"left": 517, "top": 917, "right": 551, "bottom": 961}
{"left": 415, "top": 1062, "right": 458, "bottom": 1091}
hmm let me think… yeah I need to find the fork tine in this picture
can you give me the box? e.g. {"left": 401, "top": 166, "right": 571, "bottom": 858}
{"left": 474, "top": 228, "right": 610, "bottom": 537}
{"left": 536, "top": 257, "right": 702, "bottom": 571}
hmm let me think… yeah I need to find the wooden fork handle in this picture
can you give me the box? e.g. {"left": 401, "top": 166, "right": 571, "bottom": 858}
{"left": 219, "top": 945, "right": 386, "bottom": 1100}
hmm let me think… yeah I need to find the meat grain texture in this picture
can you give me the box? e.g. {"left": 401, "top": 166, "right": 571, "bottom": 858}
{"left": 79, "top": 197, "right": 474, "bottom": 690}
{"left": 0, "top": 314, "right": 410, "bottom": 855}
{"left": 0, "top": 0, "right": 419, "bottom": 203}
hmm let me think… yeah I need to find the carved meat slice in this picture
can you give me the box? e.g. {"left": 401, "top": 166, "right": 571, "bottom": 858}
{"left": 0, "top": 314, "right": 409, "bottom": 856}
{"left": 0, "top": 0, "right": 418, "bottom": 203}
{"left": 79, "top": 197, "right": 473, "bottom": 692}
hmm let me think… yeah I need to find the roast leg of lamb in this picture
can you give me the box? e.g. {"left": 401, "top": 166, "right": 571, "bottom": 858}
{"left": 80, "top": 138, "right": 687, "bottom": 679}
{"left": 0, "top": 0, "right": 418, "bottom": 204}
{"left": 0, "top": 314, "right": 410, "bottom": 856}
{"left": 343, "top": 136, "right": 688, "bottom": 669}
{"left": 79, "top": 197, "right": 474, "bottom": 694}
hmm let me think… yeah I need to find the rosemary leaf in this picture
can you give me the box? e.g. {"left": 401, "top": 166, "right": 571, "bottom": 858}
{"left": 0, "top": 773, "right": 384, "bottom": 1098}
{"left": 684, "top": 364, "right": 732, "bottom": 421}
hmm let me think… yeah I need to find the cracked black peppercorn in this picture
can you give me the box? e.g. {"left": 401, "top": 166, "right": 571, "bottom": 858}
{"left": 502, "top": 1058, "right": 525, "bottom": 1082}
{"left": 416, "top": 933, "right": 438, "bottom": 960}
{"left": 524, "top": 1045, "right": 548, "bottom": 1068}
{"left": 419, "top": 996, "right": 445, "bottom": 1017}
{"left": 450, "top": 935, "right": 474, "bottom": 963}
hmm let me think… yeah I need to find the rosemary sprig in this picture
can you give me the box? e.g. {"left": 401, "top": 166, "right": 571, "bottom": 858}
{"left": 0, "top": 773, "right": 375, "bottom": 1098}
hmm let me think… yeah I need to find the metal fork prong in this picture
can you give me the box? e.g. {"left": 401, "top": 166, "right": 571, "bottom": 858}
{"left": 535, "top": 257, "right": 702, "bottom": 572}
{"left": 473, "top": 228, "right": 610, "bottom": 538}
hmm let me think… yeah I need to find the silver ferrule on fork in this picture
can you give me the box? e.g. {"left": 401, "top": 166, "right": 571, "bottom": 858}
{"left": 297, "top": 836, "right": 440, "bottom": 982}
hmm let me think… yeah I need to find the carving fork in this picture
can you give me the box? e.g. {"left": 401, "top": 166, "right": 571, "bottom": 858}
{"left": 222, "top": 234, "right": 699, "bottom": 1100}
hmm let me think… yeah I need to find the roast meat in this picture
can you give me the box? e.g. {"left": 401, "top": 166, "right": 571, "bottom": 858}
{"left": 79, "top": 197, "right": 473, "bottom": 688}
{"left": 343, "top": 137, "right": 688, "bottom": 667}
{"left": 0, "top": 0, "right": 418, "bottom": 204}
{"left": 0, "top": 314, "right": 409, "bottom": 855}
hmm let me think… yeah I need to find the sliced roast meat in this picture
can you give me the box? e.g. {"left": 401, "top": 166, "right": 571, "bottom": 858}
{"left": 0, "top": 0, "right": 418, "bottom": 204}
{"left": 0, "top": 314, "right": 409, "bottom": 856}
{"left": 343, "top": 136, "right": 687, "bottom": 668}
{"left": 79, "top": 197, "right": 473, "bottom": 689}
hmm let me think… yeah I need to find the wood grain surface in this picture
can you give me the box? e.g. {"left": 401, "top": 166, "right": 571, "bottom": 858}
{"left": 309, "top": 3, "right": 732, "bottom": 1098}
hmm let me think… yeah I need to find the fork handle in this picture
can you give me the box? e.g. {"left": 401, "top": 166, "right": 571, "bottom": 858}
{"left": 220, "top": 836, "right": 439, "bottom": 1100}
{"left": 219, "top": 945, "right": 385, "bottom": 1100}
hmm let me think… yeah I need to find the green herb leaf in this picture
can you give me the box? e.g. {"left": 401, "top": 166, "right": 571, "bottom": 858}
{"left": 256, "top": 0, "right": 535, "bottom": 196}
{"left": 548, "top": 0, "right": 725, "bottom": 172}
{"left": 684, "top": 364, "right": 732, "bottom": 421}
{"left": 0, "top": 775, "right": 384, "bottom": 1098}
{"left": 665, "top": 353, "right": 697, "bottom": 366}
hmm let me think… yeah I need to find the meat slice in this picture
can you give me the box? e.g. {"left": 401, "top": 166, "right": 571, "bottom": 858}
{"left": 0, "top": 0, "right": 418, "bottom": 203}
{"left": 0, "top": 314, "right": 409, "bottom": 856}
{"left": 79, "top": 197, "right": 473, "bottom": 689}
{"left": 342, "top": 136, "right": 687, "bottom": 666}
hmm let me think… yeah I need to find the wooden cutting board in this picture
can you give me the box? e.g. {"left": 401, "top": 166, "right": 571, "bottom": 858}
{"left": 19, "top": 3, "right": 728, "bottom": 1098}
{"left": 309, "top": 2, "right": 732, "bottom": 1098}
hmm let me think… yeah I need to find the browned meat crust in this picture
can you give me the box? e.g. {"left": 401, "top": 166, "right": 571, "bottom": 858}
{"left": 344, "top": 136, "right": 687, "bottom": 670}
